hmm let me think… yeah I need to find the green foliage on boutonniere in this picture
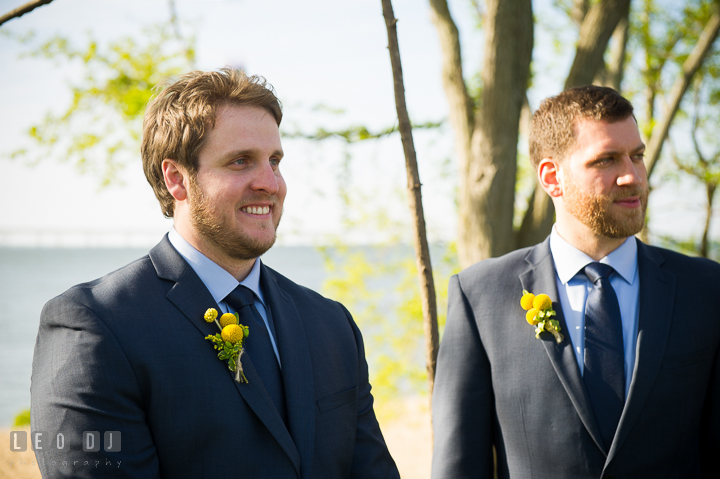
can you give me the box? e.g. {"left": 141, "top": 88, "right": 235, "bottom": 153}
{"left": 203, "top": 308, "right": 250, "bottom": 383}
{"left": 520, "top": 290, "right": 564, "bottom": 344}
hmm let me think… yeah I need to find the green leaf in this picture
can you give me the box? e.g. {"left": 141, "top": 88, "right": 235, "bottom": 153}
{"left": 13, "top": 409, "right": 31, "bottom": 427}
{"left": 8, "top": 23, "right": 195, "bottom": 185}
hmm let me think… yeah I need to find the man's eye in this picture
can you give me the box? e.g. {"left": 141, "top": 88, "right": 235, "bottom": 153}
{"left": 632, "top": 153, "right": 645, "bottom": 161}
{"left": 233, "top": 158, "right": 246, "bottom": 165}
{"left": 270, "top": 158, "right": 280, "bottom": 167}
{"left": 595, "top": 157, "right": 612, "bottom": 165}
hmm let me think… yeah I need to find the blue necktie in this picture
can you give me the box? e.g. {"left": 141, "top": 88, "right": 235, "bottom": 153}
{"left": 583, "top": 262, "right": 625, "bottom": 449}
{"left": 225, "top": 285, "right": 287, "bottom": 424}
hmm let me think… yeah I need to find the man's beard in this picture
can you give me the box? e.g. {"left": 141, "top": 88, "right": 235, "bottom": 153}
{"left": 564, "top": 173, "right": 648, "bottom": 239}
{"left": 188, "top": 178, "right": 281, "bottom": 260}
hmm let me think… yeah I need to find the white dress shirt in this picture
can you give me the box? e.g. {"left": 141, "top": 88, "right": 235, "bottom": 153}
{"left": 549, "top": 227, "right": 640, "bottom": 395}
{"left": 168, "top": 227, "right": 281, "bottom": 366}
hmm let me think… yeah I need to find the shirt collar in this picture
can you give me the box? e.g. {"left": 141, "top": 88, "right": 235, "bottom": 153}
{"left": 167, "top": 227, "right": 266, "bottom": 306}
{"left": 549, "top": 225, "right": 638, "bottom": 285}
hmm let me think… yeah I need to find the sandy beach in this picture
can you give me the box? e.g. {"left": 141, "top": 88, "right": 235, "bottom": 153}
{"left": 1, "top": 396, "right": 431, "bottom": 479}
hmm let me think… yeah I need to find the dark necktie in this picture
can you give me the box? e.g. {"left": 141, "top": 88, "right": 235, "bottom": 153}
{"left": 583, "top": 262, "right": 625, "bottom": 449}
{"left": 224, "top": 285, "right": 287, "bottom": 424}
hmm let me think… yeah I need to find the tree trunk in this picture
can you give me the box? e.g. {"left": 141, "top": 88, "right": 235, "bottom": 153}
{"left": 460, "top": 0, "right": 533, "bottom": 267}
{"left": 517, "top": 186, "right": 555, "bottom": 248}
{"left": 428, "top": 0, "right": 476, "bottom": 266}
{"left": 564, "top": 0, "right": 631, "bottom": 89}
{"left": 605, "top": 15, "right": 630, "bottom": 91}
{"left": 381, "top": 0, "right": 440, "bottom": 428}
{"left": 571, "top": 0, "right": 590, "bottom": 27}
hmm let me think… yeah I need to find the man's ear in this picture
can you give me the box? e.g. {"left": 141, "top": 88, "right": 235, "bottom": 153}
{"left": 162, "top": 159, "right": 188, "bottom": 202}
{"left": 538, "top": 158, "right": 563, "bottom": 198}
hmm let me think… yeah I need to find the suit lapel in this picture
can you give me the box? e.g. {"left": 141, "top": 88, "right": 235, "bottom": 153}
{"left": 261, "top": 263, "right": 315, "bottom": 479}
{"left": 519, "top": 238, "right": 608, "bottom": 454}
{"left": 608, "top": 240, "right": 675, "bottom": 457}
{"left": 149, "top": 237, "right": 301, "bottom": 474}
{"left": 150, "top": 237, "right": 219, "bottom": 339}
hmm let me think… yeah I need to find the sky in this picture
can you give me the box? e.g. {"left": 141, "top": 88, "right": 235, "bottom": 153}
{"left": 0, "top": 0, "right": 716, "bottom": 248}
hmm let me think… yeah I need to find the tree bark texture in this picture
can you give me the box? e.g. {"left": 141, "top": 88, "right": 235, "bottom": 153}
{"left": 606, "top": 16, "right": 630, "bottom": 91}
{"left": 564, "top": 0, "right": 631, "bottom": 89}
{"left": 645, "top": 5, "right": 720, "bottom": 179}
{"left": 464, "top": 0, "right": 533, "bottom": 266}
{"left": 0, "top": 0, "right": 54, "bottom": 27}
{"left": 428, "top": 0, "right": 475, "bottom": 263}
{"left": 381, "top": 0, "right": 440, "bottom": 419}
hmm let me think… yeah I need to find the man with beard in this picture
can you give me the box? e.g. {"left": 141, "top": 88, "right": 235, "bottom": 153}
{"left": 31, "top": 69, "right": 399, "bottom": 479}
{"left": 432, "top": 86, "right": 720, "bottom": 478}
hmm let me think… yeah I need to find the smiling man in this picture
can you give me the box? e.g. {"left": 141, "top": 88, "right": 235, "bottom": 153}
{"left": 432, "top": 86, "right": 720, "bottom": 478}
{"left": 31, "top": 69, "right": 399, "bottom": 479}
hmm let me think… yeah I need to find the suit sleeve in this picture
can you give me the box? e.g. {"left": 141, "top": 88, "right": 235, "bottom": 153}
{"left": 341, "top": 305, "right": 400, "bottom": 479}
{"left": 431, "top": 274, "right": 495, "bottom": 479}
{"left": 700, "top": 344, "right": 720, "bottom": 477}
{"left": 31, "top": 295, "right": 161, "bottom": 478}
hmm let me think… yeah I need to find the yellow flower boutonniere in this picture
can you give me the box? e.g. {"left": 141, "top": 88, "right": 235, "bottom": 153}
{"left": 520, "top": 290, "right": 564, "bottom": 344}
{"left": 203, "top": 308, "right": 250, "bottom": 383}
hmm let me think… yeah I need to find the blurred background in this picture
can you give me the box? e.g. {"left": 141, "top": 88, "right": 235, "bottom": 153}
{"left": 1, "top": 0, "right": 719, "bottom": 477}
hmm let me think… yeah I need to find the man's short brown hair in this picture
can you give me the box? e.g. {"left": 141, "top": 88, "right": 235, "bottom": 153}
{"left": 142, "top": 68, "right": 283, "bottom": 217}
{"left": 529, "top": 85, "right": 634, "bottom": 170}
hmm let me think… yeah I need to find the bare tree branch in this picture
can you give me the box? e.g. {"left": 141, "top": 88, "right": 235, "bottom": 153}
{"left": 605, "top": 15, "right": 629, "bottom": 91}
{"left": 571, "top": 0, "right": 590, "bottom": 27}
{"left": 690, "top": 80, "right": 708, "bottom": 169}
{"left": 0, "top": 0, "right": 54, "bottom": 27}
{"left": 669, "top": 81, "right": 719, "bottom": 259}
{"left": 381, "top": 0, "right": 440, "bottom": 424}
{"left": 564, "top": 0, "right": 631, "bottom": 89}
{"left": 428, "top": 0, "right": 475, "bottom": 172}
{"left": 667, "top": 136, "right": 696, "bottom": 177}
{"left": 645, "top": 5, "right": 720, "bottom": 179}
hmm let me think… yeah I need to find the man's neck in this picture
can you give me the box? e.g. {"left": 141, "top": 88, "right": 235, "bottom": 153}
{"left": 174, "top": 223, "right": 256, "bottom": 281}
{"left": 554, "top": 222, "right": 628, "bottom": 261}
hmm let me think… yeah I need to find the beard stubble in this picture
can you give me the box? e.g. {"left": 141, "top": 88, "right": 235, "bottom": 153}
{"left": 188, "top": 177, "right": 281, "bottom": 261}
{"left": 564, "top": 172, "right": 649, "bottom": 239}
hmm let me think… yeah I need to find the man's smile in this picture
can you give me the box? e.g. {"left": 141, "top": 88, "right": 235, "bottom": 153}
{"left": 240, "top": 205, "right": 271, "bottom": 215}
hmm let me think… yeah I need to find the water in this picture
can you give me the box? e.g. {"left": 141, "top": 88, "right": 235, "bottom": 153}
{"left": 0, "top": 245, "right": 327, "bottom": 427}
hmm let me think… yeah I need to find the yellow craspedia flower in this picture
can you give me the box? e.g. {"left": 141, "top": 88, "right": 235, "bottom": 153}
{"left": 533, "top": 294, "right": 552, "bottom": 311}
{"left": 204, "top": 308, "right": 218, "bottom": 323}
{"left": 221, "top": 324, "right": 244, "bottom": 344}
{"left": 520, "top": 292, "right": 535, "bottom": 311}
{"left": 526, "top": 308, "right": 540, "bottom": 325}
{"left": 219, "top": 313, "right": 238, "bottom": 328}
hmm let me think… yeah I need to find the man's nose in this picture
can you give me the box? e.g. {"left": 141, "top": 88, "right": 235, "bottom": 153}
{"left": 251, "top": 161, "right": 280, "bottom": 195}
{"left": 617, "top": 155, "right": 644, "bottom": 186}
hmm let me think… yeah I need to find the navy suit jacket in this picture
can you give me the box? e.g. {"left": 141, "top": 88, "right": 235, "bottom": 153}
{"left": 432, "top": 237, "right": 720, "bottom": 478}
{"left": 31, "top": 237, "right": 398, "bottom": 478}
